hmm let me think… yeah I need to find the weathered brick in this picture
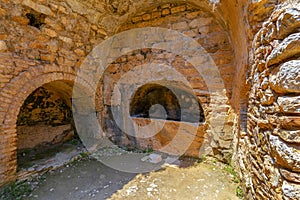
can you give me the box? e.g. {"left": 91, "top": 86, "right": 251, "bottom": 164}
{"left": 171, "top": 5, "right": 186, "bottom": 14}
{"left": 42, "top": 27, "right": 57, "bottom": 37}
{"left": 161, "top": 8, "right": 170, "bottom": 16}
{"left": 142, "top": 13, "right": 151, "bottom": 21}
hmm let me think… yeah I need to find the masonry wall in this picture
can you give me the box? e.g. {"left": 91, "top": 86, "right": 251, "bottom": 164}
{"left": 17, "top": 86, "right": 74, "bottom": 150}
{"left": 0, "top": 0, "right": 239, "bottom": 187}
{"left": 237, "top": 2, "right": 300, "bottom": 199}
{"left": 99, "top": 3, "right": 235, "bottom": 159}
{"left": 1, "top": 1, "right": 299, "bottom": 199}
{"left": 0, "top": 0, "right": 105, "bottom": 186}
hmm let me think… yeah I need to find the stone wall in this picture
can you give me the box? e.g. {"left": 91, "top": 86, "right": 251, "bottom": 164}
{"left": 238, "top": 2, "right": 300, "bottom": 199}
{"left": 99, "top": 3, "right": 235, "bottom": 160}
{"left": 17, "top": 87, "right": 71, "bottom": 126}
{"left": 0, "top": 0, "right": 110, "bottom": 186}
{"left": 0, "top": 0, "right": 238, "bottom": 187}
{"left": 0, "top": 0, "right": 299, "bottom": 199}
{"left": 17, "top": 86, "right": 74, "bottom": 150}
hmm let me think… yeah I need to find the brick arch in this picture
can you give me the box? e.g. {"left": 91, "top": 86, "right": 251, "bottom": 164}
{"left": 109, "top": 0, "right": 223, "bottom": 33}
{"left": 0, "top": 65, "right": 94, "bottom": 186}
{"left": 102, "top": 2, "right": 235, "bottom": 161}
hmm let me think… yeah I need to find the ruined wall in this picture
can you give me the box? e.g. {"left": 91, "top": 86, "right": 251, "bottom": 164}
{"left": 0, "top": 0, "right": 99, "bottom": 186}
{"left": 2, "top": 1, "right": 299, "bottom": 199}
{"left": 17, "top": 87, "right": 74, "bottom": 150}
{"left": 238, "top": 2, "right": 300, "bottom": 199}
{"left": 99, "top": 3, "right": 235, "bottom": 160}
{"left": 0, "top": 0, "right": 240, "bottom": 187}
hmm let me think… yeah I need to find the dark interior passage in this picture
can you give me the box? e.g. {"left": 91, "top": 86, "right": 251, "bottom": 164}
{"left": 130, "top": 83, "right": 205, "bottom": 123}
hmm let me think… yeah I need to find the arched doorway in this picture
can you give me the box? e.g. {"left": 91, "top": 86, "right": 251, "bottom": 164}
{"left": 0, "top": 66, "right": 93, "bottom": 185}
{"left": 16, "top": 80, "right": 84, "bottom": 175}
{"left": 130, "top": 83, "right": 205, "bottom": 123}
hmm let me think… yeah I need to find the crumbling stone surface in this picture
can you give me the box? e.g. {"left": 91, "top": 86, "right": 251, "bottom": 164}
{"left": 17, "top": 124, "right": 74, "bottom": 149}
{"left": 270, "top": 60, "right": 300, "bottom": 93}
{"left": 16, "top": 86, "right": 74, "bottom": 150}
{"left": 99, "top": 3, "right": 234, "bottom": 160}
{"left": 0, "top": 0, "right": 236, "bottom": 187}
{"left": 239, "top": 2, "right": 300, "bottom": 199}
{"left": 267, "top": 33, "right": 300, "bottom": 67}
{"left": 0, "top": 0, "right": 299, "bottom": 199}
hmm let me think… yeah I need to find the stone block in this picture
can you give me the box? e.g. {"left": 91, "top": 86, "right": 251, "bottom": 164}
{"left": 172, "top": 21, "right": 188, "bottom": 30}
{"left": 161, "top": 9, "right": 170, "bottom": 16}
{"left": 267, "top": 33, "right": 300, "bottom": 67}
{"left": 189, "top": 18, "right": 212, "bottom": 28}
{"left": 270, "top": 135, "right": 300, "bottom": 172}
{"left": 42, "top": 27, "right": 57, "bottom": 37}
{"left": 142, "top": 14, "right": 151, "bottom": 21}
{"left": 171, "top": 5, "right": 186, "bottom": 14}
{"left": 0, "top": 40, "right": 8, "bottom": 52}
{"left": 277, "top": 96, "right": 300, "bottom": 114}
{"left": 277, "top": 8, "right": 300, "bottom": 39}
{"left": 22, "top": 0, "right": 54, "bottom": 16}
{"left": 12, "top": 16, "right": 29, "bottom": 25}
{"left": 270, "top": 60, "right": 300, "bottom": 94}
{"left": 132, "top": 16, "right": 142, "bottom": 23}
{"left": 280, "top": 168, "right": 300, "bottom": 183}
{"left": 40, "top": 53, "right": 56, "bottom": 62}
{"left": 275, "top": 129, "right": 300, "bottom": 144}
{"left": 282, "top": 181, "right": 300, "bottom": 199}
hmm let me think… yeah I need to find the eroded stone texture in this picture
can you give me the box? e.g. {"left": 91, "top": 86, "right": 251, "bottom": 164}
{"left": 0, "top": 40, "right": 7, "bottom": 52}
{"left": 270, "top": 135, "right": 300, "bottom": 172}
{"left": 277, "top": 8, "right": 300, "bottom": 39}
{"left": 16, "top": 86, "right": 74, "bottom": 150}
{"left": 282, "top": 181, "right": 300, "bottom": 199}
{"left": 240, "top": 2, "right": 300, "bottom": 199}
{"left": 17, "top": 124, "right": 73, "bottom": 149}
{"left": 275, "top": 129, "right": 300, "bottom": 144}
{"left": 277, "top": 96, "right": 300, "bottom": 114}
{"left": 270, "top": 60, "right": 300, "bottom": 93}
{"left": 280, "top": 169, "right": 300, "bottom": 184}
{"left": 0, "top": 0, "right": 299, "bottom": 199}
{"left": 99, "top": 3, "right": 234, "bottom": 160}
{"left": 267, "top": 33, "right": 300, "bottom": 66}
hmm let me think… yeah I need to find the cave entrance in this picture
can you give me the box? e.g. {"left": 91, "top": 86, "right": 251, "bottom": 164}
{"left": 130, "top": 83, "right": 205, "bottom": 123}
{"left": 16, "top": 81, "right": 84, "bottom": 176}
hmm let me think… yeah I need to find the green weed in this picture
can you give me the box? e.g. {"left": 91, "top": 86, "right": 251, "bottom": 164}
{"left": 0, "top": 180, "right": 32, "bottom": 200}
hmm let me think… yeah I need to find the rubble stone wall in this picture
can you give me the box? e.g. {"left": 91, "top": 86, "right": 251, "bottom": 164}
{"left": 238, "top": 2, "right": 300, "bottom": 199}
{"left": 0, "top": 0, "right": 299, "bottom": 199}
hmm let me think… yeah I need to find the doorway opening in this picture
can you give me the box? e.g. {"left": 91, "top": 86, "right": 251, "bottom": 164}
{"left": 16, "top": 81, "right": 84, "bottom": 177}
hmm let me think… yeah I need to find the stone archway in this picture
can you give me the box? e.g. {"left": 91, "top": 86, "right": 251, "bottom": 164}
{"left": 130, "top": 83, "right": 205, "bottom": 123}
{"left": 16, "top": 80, "right": 76, "bottom": 175}
{"left": 0, "top": 64, "right": 93, "bottom": 186}
{"left": 98, "top": 2, "right": 236, "bottom": 161}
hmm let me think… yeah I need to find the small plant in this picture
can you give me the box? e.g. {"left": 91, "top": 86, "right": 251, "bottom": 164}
{"left": 69, "top": 138, "right": 79, "bottom": 145}
{"left": 80, "top": 152, "right": 89, "bottom": 158}
{"left": 143, "top": 147, "right": 153, "bottom": 154}
{"left": 224, "top": 165, "right": 239, "bottom": 183}
{"left": 223, "top": 165, "right": 243, "bottom": 198}
{"left": 236, "top": 185, "right": 244, "bottom": 199}
{"left": 200, "top": 155, "right": 207, "bottom": 162}
{"left": 0, "top": 180, "right": 32, "bottom": 200}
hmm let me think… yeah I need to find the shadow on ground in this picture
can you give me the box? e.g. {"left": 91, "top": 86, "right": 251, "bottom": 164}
{"left": 25, "top": 158, "right": 137, "bottom": 200}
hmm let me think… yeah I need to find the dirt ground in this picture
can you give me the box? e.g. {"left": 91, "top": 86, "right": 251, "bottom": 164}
{"left": 19, "top": 156, "right": 241, "bottom": 200}
{"left": 25, "top": 158, "right": 136, "bottom": 200}
{"left": 109, "top": 161, "right": 241, "bottom": 200}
